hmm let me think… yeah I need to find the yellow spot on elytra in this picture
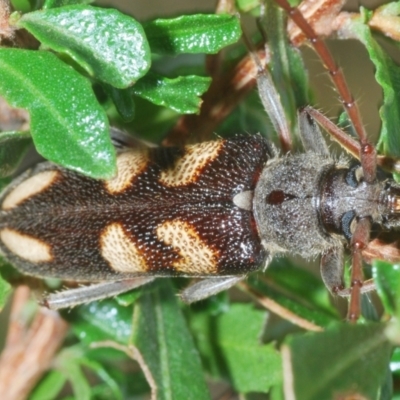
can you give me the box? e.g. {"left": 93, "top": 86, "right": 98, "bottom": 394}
{"left": 0, "top": 228, "right": 53, "bottom": 262}
{"left": 2, "top": 170, "right": 59, "bottom": 210}
{"left": 156, "top": 220, "right": 218, "bottom": 273}
{"left": 100, "top": 223, "right": 148, "bottom": 272}
{"left": 159, "top": 141, "right": 223, "bottom": 186}
{"left": 104, "top": 151, "right": 148, "bottom": 194}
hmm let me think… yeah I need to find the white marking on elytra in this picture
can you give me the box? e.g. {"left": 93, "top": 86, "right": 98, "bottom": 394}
{"left": 100, "top": 222, "right": 148, "bottom": 272}
{"left": 2, "top": 170, "right": 59, "bottom": 210}
{"left": 159, "top": 141, "right": 223, "bottom": 186}
{"left": 233, "top": 190, "right": 253, "bottom": 211}
{"left": 105, "top": 151, "right": 148, "bottom": 194}
{"left": 156, "top": 220, "right": 218, "bottom": 273}
{"left": 0, "top": 228, "right": 53, "bottom": 262}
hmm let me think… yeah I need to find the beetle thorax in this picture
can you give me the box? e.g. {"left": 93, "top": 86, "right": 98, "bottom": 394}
{"left": 253, "top": 153, "right": 336, "bottom": 258}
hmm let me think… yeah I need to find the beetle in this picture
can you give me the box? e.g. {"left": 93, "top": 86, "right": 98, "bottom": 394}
{"left": 0, "top": 0, "right": 398, "bottom": 320}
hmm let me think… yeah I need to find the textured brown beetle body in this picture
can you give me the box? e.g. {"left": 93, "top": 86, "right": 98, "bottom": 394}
{"left": 0, "top": 136, "right": 270, "bottom": 283}
{"left": 1, "top": 124, "right": 400, "bottom": 309}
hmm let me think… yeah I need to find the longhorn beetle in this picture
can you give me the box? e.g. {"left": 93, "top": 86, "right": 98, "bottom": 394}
{"left": 0, "top": 0, "right": 399, "bottom": 322}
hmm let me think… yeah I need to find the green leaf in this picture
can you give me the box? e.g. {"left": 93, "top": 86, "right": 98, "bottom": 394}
{"left": 63, "top": 361, "right": 91, "bottom": 400}
{"left": 214, "top": 303, "right": 282, "bottom": 393}
{"left": 30, "top": 370, "right": 66, "bottom": 400}
{"left": 391, "top": 347, "right": 400, "bottom": 375}
{"left": 132, "top": 280, "right": 210, "bottom": 400}
{"left": 43, "top": 0, "right": 94, "bottom": 9}
{"left": 115, "top": 287, "right": 144, "bottom": 307}
{"left": 283, "top": 323, "right": 392, "bottom": 400}
{"left": 79, "top": 358, "right": 123, "bottom": 400}
{"left": 0, "top": 131, "right": 32, "bottom": 177}
{"left": 70, "top": 299, "right": 133, "bottom": 345}
{"left": 105, "top": 85, "right": 135, "bottom": 122}
{"left": 0, "top": 49, "right": 116, "bottom": 179}
{"left": 347, "top": 13, "right": 400, "bottom": 158}
{"left": 11, "top": 0, "right": 31, "bottom": 12}
{"left": 126, "top": 96, "right": 179, "bottom": 143}
{"left": 235, "top": 0, "right": 261, "bottom": 14}
{"left": 373, "top": 260, "right": 400, "bottom": 316}
{"left": 133, "top": 72, "right": 211, "bottom": 113}
{"left": 17, "top": 5, "right": 151, "bottom": 88}
{"left": 0, "top": 274, "right": 11, "bottom": 310}
{"left": 143, "top": 14, "right": 241, "bottom": 55}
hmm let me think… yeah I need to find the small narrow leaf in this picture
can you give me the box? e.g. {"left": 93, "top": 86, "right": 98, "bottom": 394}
{"left": 17, "top": 5, "right": 151, "bottom": 88}
{"left": 347, "top": 15, "right": 400, "bottom": 158}
{"left": 0, "top": 131, "right": 32, "bottom": 177}
{"left": 71, "top": 300, "right": 133, "bottom": 345}
{"left": 63, "top": 362, "right": 91, "bottom": 400}
{"left": 214, "top": 303, "right": 281, "bottom": 393}
{"left": 283, "top": 323, "right": 392, "bottom": 400}
{"left": 30, "top": 370, "right": 66, "bottom": 400}
{"left": 373, "top": 260, "right": 400, "bottom": 316}
{"left": 143, "top": 14, "right": 241, "bottom": 55}
{"left": 132, "top": 280, "right": 210, "bottom": 400}
{"left": 79, "top": 358, "right": 123, "bottom": 400}
{"left": 0, "top": 49, "right": 116, "bottom": 179}
{"left": 0, "top": 274, "right": 11, "bottom": 310}
{"left": 133, "top": 72, "right": 211, "bottom": 113}
{"left": 105, "top": 85, "right": 135, "bottom": 122}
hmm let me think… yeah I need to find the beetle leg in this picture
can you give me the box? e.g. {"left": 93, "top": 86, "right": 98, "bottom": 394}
{"left": 347, "top": 217, "right": 371, "bottom": 322}
{"left": 298, "top": 108, "right": 329, "bottom": 155}
{"left": 320, "top": 246, "right": 345, "bottom": 294}
{"left": 110, "top": 127, "right": 157, "bottom": 151}
{"left": 42, "top": 277, "right": 155, "bottom": 310}
{"left": 180, "top": 276, "right": 245, "bottom": 304}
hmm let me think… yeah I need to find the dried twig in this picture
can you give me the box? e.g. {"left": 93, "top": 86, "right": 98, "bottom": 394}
{"left": 0, "top": 286, "right": 69, "bottom": 400}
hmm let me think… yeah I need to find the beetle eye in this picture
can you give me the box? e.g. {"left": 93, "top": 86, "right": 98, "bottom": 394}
{"left": 341, "top": 210, "right": 356, "bottom": 240}
{"left": 345, "top": 163, "right": 363, "bottom": 188}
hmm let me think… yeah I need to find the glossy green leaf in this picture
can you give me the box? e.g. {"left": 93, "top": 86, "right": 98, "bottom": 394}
{"left": 0, "top": 49, "right": 116, "bottom": 179}
{"left": 0, "top": 131, "right": 32, "bottom": 177}
{"left": 132, "top": 280, "right": 210, "bottom": 400}
{"left": 115, "top": 287, "right": 144, "bottom": 307}
{"left": 373, "top": 261, "right": 400, "bottom": 316}
{"left": 284, "top": 323, "right": 392, "bottom": 400}
{"left": 143, "top": 14, "right": 241, "bottom": 55}
{"left": 17, "top": 5, "right": 151, "bottom": 88}
{"left": 30, "top": 370, "right": 66, "bottom": 400}
{"left": 347, "top": 14, "right": 400, "bottom": 158}
{"left": 43, "top": 0, "right": 93, "bottom": 9}
{"left": 214, "top": 303, "right": 281, "bottom": 393}
{"left": 71, "top": 300, "right": 133, "bottom": 345}
{"left": 133, "top": 72, "right": 211, "bottom": 113}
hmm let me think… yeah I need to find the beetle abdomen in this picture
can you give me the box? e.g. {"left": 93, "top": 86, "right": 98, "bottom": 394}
{"left": 0, "top": 136, "right": 270, "bottom": 281}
